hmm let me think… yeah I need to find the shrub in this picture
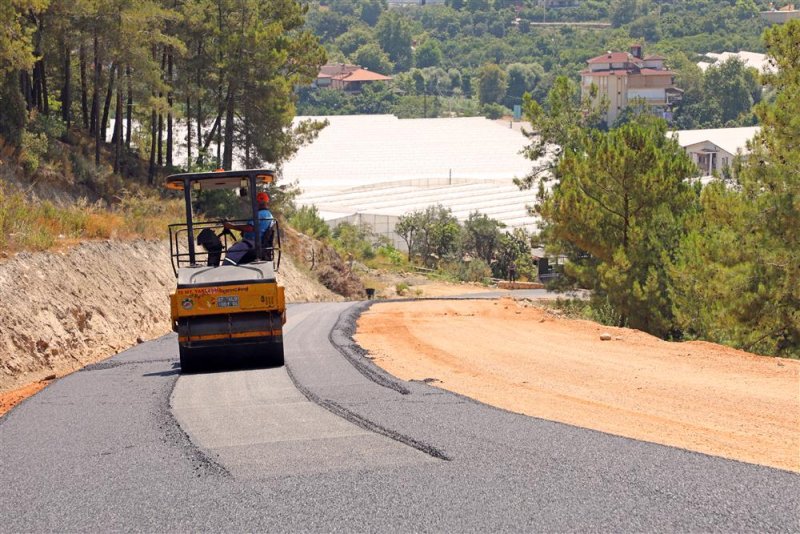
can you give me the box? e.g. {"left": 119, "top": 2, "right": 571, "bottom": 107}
{"left": 481, "top": 102, "right": 509, "bottom": 120}
{"left": 19, "top": 130, "right": 49, "bottom": 174}
{"left": 458, "top": 257, "right": 492, "bottom": 282}
{"left": 288, "top": 205, "right": 330, "bottom": 239}
{"left": 375, "top": 244, "right": 406, "bottom": 267}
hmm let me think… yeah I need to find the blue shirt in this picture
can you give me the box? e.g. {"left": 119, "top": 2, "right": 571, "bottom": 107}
{"left": 243, "top": 208, "right": 273, "bottom": 241}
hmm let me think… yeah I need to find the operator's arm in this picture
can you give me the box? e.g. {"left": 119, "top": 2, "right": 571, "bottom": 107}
{"left": 223, "top": 221, "right": 254, "bottom": 233}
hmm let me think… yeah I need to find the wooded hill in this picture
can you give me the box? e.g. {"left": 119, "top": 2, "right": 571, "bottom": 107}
{"left": 299, "top": 0, "right": 771, "bottom": 127}
{"left": 0, "top": 0, "right": 326, "bottom": 184}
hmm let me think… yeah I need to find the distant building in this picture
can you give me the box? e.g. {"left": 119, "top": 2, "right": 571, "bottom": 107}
{"left": 672, "top": 126, "right": 760, "bottom": 179}
{"left": 580, "top": 45, "right": 683, "bottom": 127}
{"left": 697, "top": 51, "right": 776, "bottom": 75}
{"left": 315, "top": 64, "right": 392, "bottom": 93}
{"left": 760, "top": 3, "right": 800, "bottom": 23}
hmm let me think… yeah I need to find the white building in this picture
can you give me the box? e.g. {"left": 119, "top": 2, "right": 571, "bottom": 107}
{"left": 697, "top": 51, "right": 776, "bottom": 75}
{"left": 672, "top": 126, "right": 760, "bottom": 180}
{"left": 282, "top": 115, "right": 541, "bottom": 249}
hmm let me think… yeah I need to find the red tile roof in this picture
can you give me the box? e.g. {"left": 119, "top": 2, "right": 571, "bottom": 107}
{"left": 338, "top": 69, "right": 392, "bottom": 82}
{"left": 587, "top": 52, "right": 632, "bottom": 64}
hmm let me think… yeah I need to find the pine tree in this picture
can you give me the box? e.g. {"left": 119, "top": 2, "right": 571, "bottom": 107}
{"left": 671, "top": 20, "right": 800, "bottom": 357}
{"left": 538, "top": 120, "right": 698, "bottom": 335}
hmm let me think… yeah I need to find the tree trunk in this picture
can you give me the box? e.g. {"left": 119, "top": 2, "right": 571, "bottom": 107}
{"left": 114, "top": 68, "right": 122, "bottom": 173}
{"left": 20, "top": 70, "right": 33, "bottom": 110}
{"left": 31, "top": 19, "right": 46, "bottom": 114}
{"left": 111, "top": 71, "right": 119, "bottom": 145}
{"left": 101, "top": 62, "right": 117, "bottom": 143}
{"left": 157, "top": 113, "right": 163, "bottom": 167}
{"left": 79, "top": 44, "right": 89, "bottom": 129}
{"left": 195, "top": 41, "right": 203, "bottom": 166}
{"left": 166, "top": 50, "right": 173, "bottom": 169}
{"left": 222, "top": 81, "right": 235, "bottom": 170}
{"left": 40, "top": 59, "right": 49, "bottom": 115}
{"left": 244, "top": 105, "right": 250, "bottom": 168}
{"left": 157, "top": 50, "right": 166, "bottom": 168}
{"left": 125, "top": 65, "right": 132, "bottom": 149}
{"left": 61, "top": 42, "right": 71, "bottom": 129}
{"left": 148, "top": 109, "right": 157, "bottom": 185}
{"left": 35, "top": 58, "right": 49, "bottom": 115}
{"left": 202, "top": 113, "right": 222, "bottom": 154}
{"left": 196, "top": 98, "right": 203, "bottom": 166}
{"left": 186, "top": 95, "right": 192, "bottom": 169}
{"left": 93, "top": 32, "right": 101, "bottom": 165}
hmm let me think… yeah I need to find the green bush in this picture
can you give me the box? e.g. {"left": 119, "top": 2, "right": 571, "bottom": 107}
{"left": 19, "top": 130, "right": 49, "bottom": 174}
{"left": 458, "top": 257, "right": 492, "bottom": 282}
{"left": 376, "top": 244, "right": 405, "bottom": 267}
{"left": 288, "top": 204, "right": 330, "bottom": 239}
{"left": 481, "top": 102, "right": 509, "bottom": 120}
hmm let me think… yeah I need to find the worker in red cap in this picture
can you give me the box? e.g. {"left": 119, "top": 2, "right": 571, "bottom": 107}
{"left": 223, "top": 191, "right": 275, "bottom": 265}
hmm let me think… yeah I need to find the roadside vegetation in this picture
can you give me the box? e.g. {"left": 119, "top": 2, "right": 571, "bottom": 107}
{"left": 287, "top": 203, "right": 537, "bottom": 285}
{"left": 0, "top": 182, "right": 183, "bottom": 253}
{"left": 522, "top": 21, "right": 799, "bottom": 358}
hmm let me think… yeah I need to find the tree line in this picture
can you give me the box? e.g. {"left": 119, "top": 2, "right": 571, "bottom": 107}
{"left": 0, "top": 0, "right": 326, "bottom": 185}
{"left": 523, "top": 21, "right": 799, "bottom": 358}
{"left": 299, "top": 0, "right": 773, "bottom": 124}
{"left": 289, "top": 203, "right": 538, "bottom": 282}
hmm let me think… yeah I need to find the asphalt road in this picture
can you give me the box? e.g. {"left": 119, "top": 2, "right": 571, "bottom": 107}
{"left": 1, "top": 300, "right": 798, "bottom": 532}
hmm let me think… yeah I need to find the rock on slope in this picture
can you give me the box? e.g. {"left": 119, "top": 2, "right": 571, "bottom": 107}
{"left": 0, "top": 240, "right": 340, "bottom": 392}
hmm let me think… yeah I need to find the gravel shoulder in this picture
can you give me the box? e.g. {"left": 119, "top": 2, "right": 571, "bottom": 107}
{"left": 355, "top": 296, "right": 800, "bottom": 473}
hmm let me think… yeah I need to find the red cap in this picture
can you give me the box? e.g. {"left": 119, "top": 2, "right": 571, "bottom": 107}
{"left": 256, "top": 192, "right": 270, "bottom": 204}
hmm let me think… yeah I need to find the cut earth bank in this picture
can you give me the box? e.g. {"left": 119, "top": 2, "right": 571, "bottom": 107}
{"left": 0, "top": 239, "right": 342, "bottom": 409}
{"left": 355, "top": 298, "right": 800, "bottom": 474}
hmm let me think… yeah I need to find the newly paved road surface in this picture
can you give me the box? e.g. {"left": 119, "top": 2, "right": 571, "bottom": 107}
{"left": 1, "top": 300, "right": 798, "bottom": 532}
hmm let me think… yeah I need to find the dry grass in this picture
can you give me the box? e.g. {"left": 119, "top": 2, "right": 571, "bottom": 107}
{"left": 0, "top": 183, "right": 184, "bottom": 253}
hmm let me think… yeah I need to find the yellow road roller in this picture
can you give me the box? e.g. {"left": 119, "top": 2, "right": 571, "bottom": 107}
{"left": 166, "top": 169, "right": 286, "bottom": 373}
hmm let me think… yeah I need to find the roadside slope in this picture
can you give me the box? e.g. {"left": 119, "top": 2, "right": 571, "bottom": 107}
{"left": 0, "top": 240, "right": 340, "bottom": 394}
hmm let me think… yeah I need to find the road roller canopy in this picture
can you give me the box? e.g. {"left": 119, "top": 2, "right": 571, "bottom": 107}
{"left": 165, "top": 168, "right": 276, "bottom": 191}
{"left": 166, "top": 168, "right": 281, "bottom": 272}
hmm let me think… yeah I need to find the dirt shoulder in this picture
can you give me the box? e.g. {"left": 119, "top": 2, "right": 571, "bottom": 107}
{"left": 355, "top": 297, "right": 800, "bottom": 473}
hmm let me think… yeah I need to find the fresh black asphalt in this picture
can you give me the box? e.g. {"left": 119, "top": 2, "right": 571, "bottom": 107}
{"left": 0, "top": 300, "right": 798, "bottom": 532}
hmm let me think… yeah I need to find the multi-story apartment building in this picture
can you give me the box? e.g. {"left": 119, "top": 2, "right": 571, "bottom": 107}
{"left": 580, "top": 45, "right": 683, "bottom": 126}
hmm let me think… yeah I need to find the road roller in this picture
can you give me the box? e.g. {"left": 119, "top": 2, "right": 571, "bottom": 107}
{"left": 166, "top": 169, "right": 285, "bottom": 373}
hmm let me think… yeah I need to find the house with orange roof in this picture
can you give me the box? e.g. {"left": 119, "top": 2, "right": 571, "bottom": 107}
{"left": 315, "top": 64, "right": 393, "bottom": 93}
{"left": 580, "top": 45, "right": 682, "bottom": 126}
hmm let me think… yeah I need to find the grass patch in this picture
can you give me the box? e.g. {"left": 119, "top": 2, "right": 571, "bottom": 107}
{"left": 0, "top": 182, "right": 184, "bottom": 253}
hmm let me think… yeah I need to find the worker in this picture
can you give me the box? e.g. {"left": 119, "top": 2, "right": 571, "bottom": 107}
{"left": 222, "top": 192, "right": 274, "bottom": 265}
{"left": 507, "top": 261, "right": 517, "bottom": 284}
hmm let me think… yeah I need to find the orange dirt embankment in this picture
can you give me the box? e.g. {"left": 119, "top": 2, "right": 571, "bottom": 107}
{"left": 355, "top": 297, "right": 800, "bottom": 473}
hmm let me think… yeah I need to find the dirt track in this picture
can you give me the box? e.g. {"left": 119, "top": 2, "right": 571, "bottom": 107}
{"left": 355, "top": 297, "right": 800, "bottom": 473}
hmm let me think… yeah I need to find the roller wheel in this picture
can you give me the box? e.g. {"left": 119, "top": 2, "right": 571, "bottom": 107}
{"left": 179, "top": 346, "right": 200, "bottom": 374}
{"left": 271, "top": 342, "right": 285, "bottom": 368}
